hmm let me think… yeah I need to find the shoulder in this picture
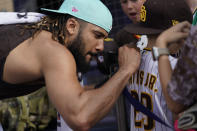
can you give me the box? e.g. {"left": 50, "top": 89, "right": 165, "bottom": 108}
{"left": 32, "top": 31, "right": 76, "bottom": 73}
{"left": 33, "top": 31, "right": 73, "bottom": 58}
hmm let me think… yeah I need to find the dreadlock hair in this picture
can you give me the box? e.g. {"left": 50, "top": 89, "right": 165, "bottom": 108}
{"left": 25, "top": 14, "right": 73, "bottom": 45}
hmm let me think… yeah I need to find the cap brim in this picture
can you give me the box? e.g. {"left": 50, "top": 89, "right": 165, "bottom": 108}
{"left": 40, "top": 8, "right": 66, "bottom": 14}
{"left": 123, "top": 23, "right": 163, "bottom": 35}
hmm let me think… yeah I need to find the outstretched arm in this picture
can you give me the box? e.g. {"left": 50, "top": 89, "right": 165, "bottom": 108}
{"left": 156, "top": 21, "right": 191, "bottom": 113}
{"left": 38, "top": 41, "right": 141, "bottom": 131}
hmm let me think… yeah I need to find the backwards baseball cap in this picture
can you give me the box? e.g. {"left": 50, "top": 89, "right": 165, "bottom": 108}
{"left": 41, "top": 0, "right": 113, "bottom": 33}
{"left": 124, "top": 0, "right": 193, "bottom": 35}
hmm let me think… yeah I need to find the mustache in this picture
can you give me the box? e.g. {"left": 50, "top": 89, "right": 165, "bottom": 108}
{"left": 87, "top": 52, "right": 98, "bottom": 56}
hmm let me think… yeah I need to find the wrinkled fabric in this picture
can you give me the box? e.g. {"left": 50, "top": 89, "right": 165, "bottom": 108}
{"left": 0, "top": 12, "right": 44, "bottom": 25}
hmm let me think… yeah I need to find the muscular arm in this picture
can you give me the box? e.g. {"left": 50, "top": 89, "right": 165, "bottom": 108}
{"left": 38, "top": 40, "right": 140, "bottom": 130}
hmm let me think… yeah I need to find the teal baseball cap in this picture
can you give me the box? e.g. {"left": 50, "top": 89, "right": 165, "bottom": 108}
{"left": 41, "top": 0, "right": 113, "bottom": 33}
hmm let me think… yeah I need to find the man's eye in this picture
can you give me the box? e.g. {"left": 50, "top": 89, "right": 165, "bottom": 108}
{"left": 95, "top": 34, "right": 102, "bottom": 39}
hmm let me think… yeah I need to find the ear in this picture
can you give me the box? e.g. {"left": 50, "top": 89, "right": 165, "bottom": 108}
{"left": 66, "top": 18, "right": 80, "bottom": 35}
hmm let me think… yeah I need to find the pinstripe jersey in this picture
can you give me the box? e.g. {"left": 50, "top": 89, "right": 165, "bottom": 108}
{"left": 126, "top": 48, "right": 178, "bottom": 131}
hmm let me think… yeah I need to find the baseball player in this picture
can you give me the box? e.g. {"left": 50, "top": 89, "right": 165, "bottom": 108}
{"left": 0, "top": 0, "right": 141, "bottom": 130}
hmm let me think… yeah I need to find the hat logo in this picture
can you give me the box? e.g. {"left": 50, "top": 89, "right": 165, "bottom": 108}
{"left": 172, "top": 20, "right": 179, "bottom": 26}
{"left": 140, "top": 6, "right": 146, "bottom": 22}
{"left": 72, "top": 7, "right": 78, "bottom": 12}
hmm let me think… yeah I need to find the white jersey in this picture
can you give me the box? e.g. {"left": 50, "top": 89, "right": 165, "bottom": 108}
{"left": 127, "top": 49, "right": 177, "bottom": 131}
{"left": 57, "top": 112, "right": 73, "bottom": 131}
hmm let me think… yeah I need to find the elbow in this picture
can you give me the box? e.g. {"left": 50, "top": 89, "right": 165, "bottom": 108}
{"left": 164, "top": 90, "right": 186, "bottom": 114}
{"left": 167, "top": 103, "right": 185, "bottom": 114}
{"left": 169, "top": 107, "right": 185, "bottom": 114}
{"left": 70, "top": 115, "right": 92, "bottom": 131}
{"left": 74, "top": 120, "right": 91, "bottom": 131}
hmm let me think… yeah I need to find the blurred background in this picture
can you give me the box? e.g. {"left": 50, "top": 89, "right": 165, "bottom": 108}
{"left": 0, "top": 0, "right": 132, "bottom": 131}
{"left": 0, "top": 0, "right": 131, "bottom": 37}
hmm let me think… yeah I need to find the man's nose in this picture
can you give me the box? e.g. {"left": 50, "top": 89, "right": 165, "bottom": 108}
{"left": 96, "top": 40, "right": 104, "bottom": 52}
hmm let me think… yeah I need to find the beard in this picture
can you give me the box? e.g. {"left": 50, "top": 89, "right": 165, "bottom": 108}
{"left": 67, "top": 32, "right": 90, "bottom": 73}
